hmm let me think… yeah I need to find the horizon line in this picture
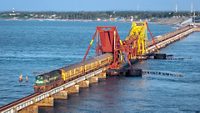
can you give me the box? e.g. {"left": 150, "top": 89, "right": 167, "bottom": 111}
{"left": 0, "top": 10, "right": 199, "bottom": 13}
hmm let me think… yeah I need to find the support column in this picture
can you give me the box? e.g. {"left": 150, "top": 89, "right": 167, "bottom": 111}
{"left": 89, "top": 76, "right": 98, "bottom": 84}
{"left": 36, "top": 97, "right": 54, "bottom": 107}
{"left": 67, "top": 85, "right": 79, "bottom": 94}
{"left": 97, "top": 72, "right": 106, "bottom": 79}
{"left": 77, "top": 80, "right": 89, "bottom": 88}
{"left": 53, "top": 90, "right": 68, "bottom": 100}
{"left": 18, "top": 105, "right": 38, "bottom": 113}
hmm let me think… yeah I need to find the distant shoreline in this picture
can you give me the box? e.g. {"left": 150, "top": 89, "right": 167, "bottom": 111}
{"left": 0, "top": 18, "right": 136, "bottom": 24}
{"left": 0, "top": 11, "right": 196, "bottom": 25}
{"left": 0, "top": 18, "right": 188, "bottom": 26}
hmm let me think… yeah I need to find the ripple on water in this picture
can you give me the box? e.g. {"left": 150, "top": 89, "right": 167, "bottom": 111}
{"left": 0, "top": 21, "right": 200, "bottom": 112}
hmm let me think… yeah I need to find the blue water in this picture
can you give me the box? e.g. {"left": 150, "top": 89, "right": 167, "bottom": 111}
{"left": 1, "top": 20, "right": 199, "bottom": 113}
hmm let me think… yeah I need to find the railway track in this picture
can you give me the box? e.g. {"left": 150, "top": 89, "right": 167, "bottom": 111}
{"left": 0, "top": 24, "right": 198, "bottom": 113}
{"left": 0, "top": 93, "right": 39, "bottom": 112}
{"left": 0, "top": 67, "right": 107, "bottom": 113}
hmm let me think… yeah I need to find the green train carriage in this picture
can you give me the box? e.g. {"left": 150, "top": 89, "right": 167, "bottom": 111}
{"left": 34, "top": 70, "right": 64, "bottom": 92}
{"left": 34, "top": 53, "right": 113, "bottom": 93}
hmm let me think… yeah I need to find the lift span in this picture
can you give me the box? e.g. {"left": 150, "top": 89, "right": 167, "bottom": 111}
{"left": 0, "top": 23, "right": 200, "bottom": 113}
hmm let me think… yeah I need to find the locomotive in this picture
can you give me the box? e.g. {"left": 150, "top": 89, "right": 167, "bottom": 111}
{"left": 34, "top": 53, "right": 113, "bottom": 93}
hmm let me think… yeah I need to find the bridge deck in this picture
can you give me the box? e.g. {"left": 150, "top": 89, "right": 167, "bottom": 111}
{"left": 0, "top": 24, "right": 200, "bottom": 113}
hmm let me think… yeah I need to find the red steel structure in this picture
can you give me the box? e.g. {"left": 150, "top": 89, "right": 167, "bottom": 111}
{"left": 0, "top": 23, "right": 196, "bottom": 113}
{"left": 82, "top": 23, "right": 160, "bottom": 70}
{"left": 122, "top": 35, "right": 138, "bottom": 60}
{"left": 82, "top": 26, "right": 136, "bottom": 69}
{"left": 146, "top": 22, "right": 159, "bottom": 51}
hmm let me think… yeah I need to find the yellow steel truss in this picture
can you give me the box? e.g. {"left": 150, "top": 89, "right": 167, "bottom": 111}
{"left": 126, "top": 21, "right": 148, "bottom": 55}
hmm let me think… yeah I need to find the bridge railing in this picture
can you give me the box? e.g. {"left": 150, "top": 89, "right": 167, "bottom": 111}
{"left": 0, "top": 67, "right": 107, "bottom": 113}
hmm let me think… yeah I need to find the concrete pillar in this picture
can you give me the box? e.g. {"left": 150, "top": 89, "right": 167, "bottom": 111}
{"left": 89, "top": 76, "right": 98, "bottom": 84}
{"left": 53, "top": 90, "right": 68, "bottom": 100}
{"left": 97, "top": 72, "right": 106, "bottom": 79}
{"left": 77, "top": 80, "right": 89, "bottom": 88}
{"left": 67, "top": 85, "right": 79, "bottom": 94}
{"left": 37, "top": 97, "right": 54, "bottom": 107}
{"left": 18, "top": 105, "right": 38, "bottom": 113}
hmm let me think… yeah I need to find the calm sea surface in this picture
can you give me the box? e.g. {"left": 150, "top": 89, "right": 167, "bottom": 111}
{"left": 0, "top": 20, "right": 199, "bottom": 113}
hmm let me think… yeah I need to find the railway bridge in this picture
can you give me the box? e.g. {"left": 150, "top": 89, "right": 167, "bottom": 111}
{"left": 0, "top": 22, "right": 200, "bottom": 113}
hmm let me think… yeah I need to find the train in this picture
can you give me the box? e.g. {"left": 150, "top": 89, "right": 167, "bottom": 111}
{"left": 34, "top": 53, "right": 113, "bottom": 93}
{"left": 33, "top": 25, "right": 194, "bottom": 93}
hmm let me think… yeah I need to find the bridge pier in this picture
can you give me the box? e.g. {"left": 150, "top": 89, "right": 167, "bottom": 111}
{"left": 3, "top": 25, "right": 200, "bottom": 113}
{"left": 77, "top": 80, "right": 90, "bottom": 88}
{"left": 89, "top": 76, "right": 98, "bottom": 83}
{"left": 96, "top": 72, "right": 106, "bottom": 79}
{"left": 18, "top": 105, "right": 38, "bottom": 113}
{"left": 53, "top": 90, "right": 68, "bottom": 99}
{"left": 36, "top": 97, "right": 54, "bottom": 107}
{"left": 67, "top": 85, "right": 79, "bottom": 94}
{"left": 195, "top": 28, "right": 200, "bottom": 32}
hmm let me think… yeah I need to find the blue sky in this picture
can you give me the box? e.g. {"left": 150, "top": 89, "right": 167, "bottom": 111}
{"left": 0, "top": 0, "right": 199, "bottom": 11}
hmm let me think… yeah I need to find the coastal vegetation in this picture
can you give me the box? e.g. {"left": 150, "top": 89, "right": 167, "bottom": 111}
{"left": 0, "top": 11, "right": 199, "bottom": 24}
{"left": 0, "top": 11, "right": 199, "bottom": 20}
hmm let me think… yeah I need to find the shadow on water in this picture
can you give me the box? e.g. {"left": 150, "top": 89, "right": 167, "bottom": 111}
{"left": 1, "top": 21, "right": 200, "bottom": 112}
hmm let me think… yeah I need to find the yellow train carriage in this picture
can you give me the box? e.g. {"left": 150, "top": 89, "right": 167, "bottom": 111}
{"left": 34, "top": 53, "right": 113, "bottom": 93}
{"left": 60, "top": 53, "right": 113, "bottom": 82}
{"left": 84, "top": 53, "right": 112, "bottom": 73}
{"left": 60, "top": 64, "right": 84, "bottom": 81}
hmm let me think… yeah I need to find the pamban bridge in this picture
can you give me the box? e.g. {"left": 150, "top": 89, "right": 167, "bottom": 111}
{"left": 0, "top": 21, "right": 200, "bottom": 113}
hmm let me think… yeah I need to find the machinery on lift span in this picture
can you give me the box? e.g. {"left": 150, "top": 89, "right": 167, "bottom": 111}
{"left": 82, "top": 21, "right": 158, "bottom": 76}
